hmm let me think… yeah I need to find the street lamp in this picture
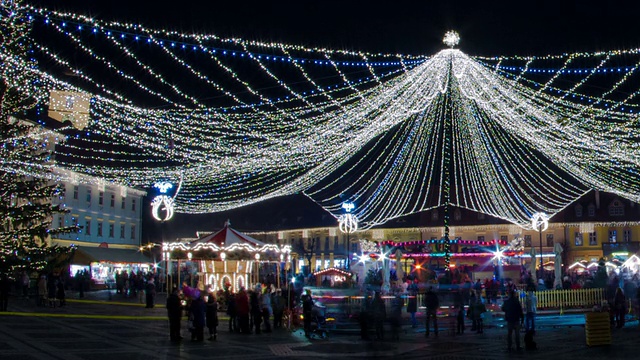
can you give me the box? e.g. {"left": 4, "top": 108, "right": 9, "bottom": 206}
{"left": 531, "top": 212, "right": 549, "bottom": 282}
{"left": 255, "top": 253, "right": 261, "bottom": 285}
{"left": 338, "top": 201, "right": 358, "bottom": 270}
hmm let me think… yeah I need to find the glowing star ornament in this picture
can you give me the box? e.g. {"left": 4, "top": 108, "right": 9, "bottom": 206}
{"left": 531, "top": 212, "right": 550, "bottom": 232}
{"left": 443, "top": 31, "right": 460, "bottom": 48}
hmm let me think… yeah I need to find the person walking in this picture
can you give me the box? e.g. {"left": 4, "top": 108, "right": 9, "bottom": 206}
{"left": 407, "top": 279, "right": 419, "bottom": 327}
{"left": 226, "top": 290, "right": 238, "bottom": 332}
{"left": 166, "top": 287, "right": 184, "bottom": 341}
{"left": 371, "top": 291, "right": 386, "bottom": 340}
{"left": 206, "top": 294, "right": 218, "bottom": 340}
{"left": 235, "top": 287, "right": 250, "bottom": 334}
{"left": 301, "top": 289, "right": 314, "bottom": 338}
{"left": 524, "top": 288, "right": 537, "bottom": 333}
{"left": 359, "top": 291, "right": 372, "bottom": 340}
{"left": 145, "top": 276, "right": 156, "bottom": 308}
{"left": 190, "top": 293, "right": 207, "bottom": 341}
{"left": 389, "top": 291, "right": 403, "bottom": 341}
{"left": 261, "top": 286, "right": 272, "bottom": 333}
{"left": 272, "top": 289, "right": 285, "bottom": 329}
{"left": 501, "top": 290, "right": 524, "bottom": 352}
{"left": 0, "top": 274, "right": 11, "bottom": 311}
{"left": 472, "top": 295, "right": 487, "bottom": 333}
{"left": 613, "top": 287, "right": 626, "bottom": 328}
{"left": 250, "top": 287, "right": 263, "bottom": 334}
{"left": 424, "top": 286, "right": 439, "bottom": 337}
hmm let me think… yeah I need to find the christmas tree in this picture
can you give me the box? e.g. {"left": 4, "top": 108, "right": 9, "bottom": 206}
{"left": 0, "top": 1, "right": 78, "bottom": 277}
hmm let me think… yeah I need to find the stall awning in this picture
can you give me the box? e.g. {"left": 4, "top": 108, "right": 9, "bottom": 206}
{"left": 73, "top": 246, "right": 152, "bottom": 265}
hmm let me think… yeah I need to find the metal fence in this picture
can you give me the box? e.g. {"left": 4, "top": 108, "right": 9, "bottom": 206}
{"left": 519, "top": 288, "right": 605, "bottom": 309}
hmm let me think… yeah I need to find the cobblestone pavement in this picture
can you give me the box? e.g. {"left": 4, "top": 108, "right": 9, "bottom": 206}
{"left": 1, "top": 293, "right": 638, "bottom": 359}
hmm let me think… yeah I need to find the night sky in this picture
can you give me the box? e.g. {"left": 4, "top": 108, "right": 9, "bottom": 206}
{"left": 25, "top": 0, "right": 640, "bottom": 240}
{"left": 30, "top": 0, "right": 640, "bottom": 56}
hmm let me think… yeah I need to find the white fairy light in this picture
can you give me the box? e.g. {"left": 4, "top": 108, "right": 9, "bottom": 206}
{"left": 443, "top": 31, "right": 460, "bottom": 48}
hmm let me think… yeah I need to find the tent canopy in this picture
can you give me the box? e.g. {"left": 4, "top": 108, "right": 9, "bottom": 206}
{"left": 73, "top": 246, "right": 151, "bottom": 265}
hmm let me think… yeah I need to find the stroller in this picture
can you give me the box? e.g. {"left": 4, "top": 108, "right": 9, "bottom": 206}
{"left": 302, "top": 300, "right": 330, "bottom": 338}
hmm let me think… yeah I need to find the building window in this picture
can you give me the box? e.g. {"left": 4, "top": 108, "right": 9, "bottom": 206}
{"left": 65, "top": 95, "right": 75, "bottom": 109}
{"left": 477, "top": 236, "right": 485, "bottom": 243}
{"left": 334, "top": 237, "right": 339, "bottom": 250}
{"left": 624, "top": 229, "right": 632, "bottom": 242}
{"left": 431, "top": 210, "right": 438, "bottom": 221}
{"left": 99, "top": 191, "right": 104, "bottom": 206}
{"left": 86, "top": 188, "right": 92, "bottom": 204}
{"left": 524, "top": 235, "right": 532, "bottom": 247}
{"left": 608, "top": 200, "right": 624, "bottom": 216}
{"left": 478, "top": 212, "right": 485, "bottom": 220}
{"left": 58, "top": 216, "right": 63, "bottom": 228}
{"left": 120, "top": 224, "right": 125, "bottom": 239}
{"left": 546, "top": 234, "right": 554, "bottom": 247}
{"left": 110, "top": 194, "right": 115, "bottom": 207}
{"left": 575, "top": 204, "right": 583, "bottom": 217}
{"left": 454, "top": 209, "right": 461, "bottom": 221}
{"left": 315, "top": 237, "right": 321, "bottom": 251}
{"left": 131, "top": 225, "right": 136, "bottom": 240}
{"left": 500, "top": 235, "right": 508, "bottom": 243}
{"left": 73, "top": 186, "right": 79, "bottom": 200}
{"left": 324, "top": 237, "right": 329, "bottom": 251}
{"left": 85, "top": 220, "right": 91, "bottom": 235}
{"left": 109, "top": 223, "right": 114, "bottom": 238}
{"left": 575, "top": 232, "right": 583, "bottom": 246}
{"left": 97, "top": 222, "right": 103, "bottom": 237}
{"left": 121, "top": 197, "right": 126, "bottom": 210}
{"left": 589, "top": 232, "right": 597, "bottom": 246}
{"left": 131, "top": 199, "right": 136, "bottom": 211}
{"left": 609, "top": 229, "right": 617, "bottom": 243}
{"left": 587, "top": 204, "right": 596, "bottom": 217}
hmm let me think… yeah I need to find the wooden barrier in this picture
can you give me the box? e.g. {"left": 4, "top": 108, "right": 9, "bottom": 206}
{"left": 519, "top": 288, "right": 605, "bottom": 310}
{"left": 585, "top": 312, "right": 611, "bottom": 346}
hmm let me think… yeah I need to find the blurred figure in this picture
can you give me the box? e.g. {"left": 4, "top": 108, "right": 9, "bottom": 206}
{"left": 272, "top": 289, "right": 285, "bottom": 329}
{"left": 301, "top": 289, "right": 314, "bottom": 338}
{"left": 502, "top": 290, "right": 524, "bottom": 352}
{"left": 372, "top": 291, "right": 386, "bottom": 340}
{"left": 389, "top": 291, "right": 403, "bottom": 341}
{"left": 206, "top": 294, "right": 218, "bottom": 340}
{"left": 407, "top": 279, "right": 419, "bottom": 327}
{"left": 614, "top": 287, "right": 626, "bottom": 328}
{"left": 424, "top": 286, "right": 439, "bottom": 337}
{"left": 190, "top": 293, "right": 206, "bottom": 341}
{"left": 0, "top": 274, "right": 11, "bottom": 311}
{"left": 166, "top": 287, "right": 183, "bottom": 341}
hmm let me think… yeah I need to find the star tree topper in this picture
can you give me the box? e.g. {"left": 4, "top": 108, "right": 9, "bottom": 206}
{"left": 443, "top": 31, "right": 460, "bottom": 48}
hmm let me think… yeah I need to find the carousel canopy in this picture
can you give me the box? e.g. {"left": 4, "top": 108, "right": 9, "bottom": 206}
{"left": 190, "top": 221, "right": 265, "bottom": 248}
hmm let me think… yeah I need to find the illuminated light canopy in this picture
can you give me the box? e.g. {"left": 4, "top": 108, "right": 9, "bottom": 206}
{"left": 4, "top": 4, "right": 640, "bottom": 231}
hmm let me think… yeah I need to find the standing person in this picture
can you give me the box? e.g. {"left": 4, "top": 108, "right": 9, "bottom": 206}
{"left": 21, "top": 271, "right": 29, "bottom": 299}
{"left": 235, "top": 287, "right": 250, "bottom": 334}
{"left": 456, "top": 304, "right": 465, "bottom": 335}
{"left": 47, "top": 274, "right": 57, "bottom": 308}
{"left": 472, "top": 295, "right": 487, "bottom": 334}
{"left": 407, "top": 279, "right": 419, "bottom": 327}
{"left": 145, "top": 276, "right": 156, "bottom": 308}
{"left": 37, "top": 274, "right": 47, "bottom": 307}
{"left": 424, "top": 286, "right": 439, "bottom": 337}
{"left": 261, "top": 286, "right": 272, "bottom": 333}
{"left": 359, "top": 291, "right": 372, "bottom": 340}
{"left": 524, "top": 288, "right": 537, "bottom": 333}
{"left": 0, "top": 274, "right": 11, "bottom": 311}
{"left": 272, "top": 289, "right": 285, "bottom": 329}
{"left": 613, "top": 287, "right": 626, "bottom": 328}
{"left": 250, "top": 287, "right": 263, "bottom": 334}
{"left": 389, "top": 291, "right": 403, "bottom": 341}
{"left": 206, "top": 294, "right": 219, "bottom": 340}
{"left": 56, "top": 278, "right": 66, "bottom": 307}
{"left": 226, "top": 290, "right": 238, "bottom": 332}
{"left": 372, "top": 291, "right": 386, "bottom": 340}
{"left": 166, "top": 287, "right": 183, "bottom": 341}
{"left": 301, "top": 289, "right": 314, "bottom": 338}
{"left": 501, "top": 290, "right": 524, "bottom": 352}
{"left": 190, "top": 293, "right": 207, "bottom": 341}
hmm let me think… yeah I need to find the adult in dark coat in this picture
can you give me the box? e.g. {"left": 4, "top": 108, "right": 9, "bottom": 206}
{"left": 250, "top": 289, "right": 262, "bottom": 334}
{"left": 190, "top": 295, "right": 207, "bottom": 341}
{"left": 206, "top": 295, "right": 219, "bottom": 340}
{"left": 501, "top": 290, "right": 524, "bottom": 352}
{"left": 226, "top": 290, "right": 238, "bottom": 332}
{"left": 407, "top": 279, "right": 419, "bottom": 327}
{"left": 424, "top": 286, "right": 439, "bottom": 337}
{"left": 235, "top": 288, "right": 250, "bottom": 334}
{"left": 371, "top": 291, "right": 387, "bottom": 340}
{"left": 145, "top": 277, "right": 156, "bottom": 308}
{"left": 389, "top": 292, "right": 404, "bottom": 341}
{"left": 301, "top": 289, "right": 314, "bottom": 338}
{"left": 166, "top": 288, "right": 184, "bottom": 341}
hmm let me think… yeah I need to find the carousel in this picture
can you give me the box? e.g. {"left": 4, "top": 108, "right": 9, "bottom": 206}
{"left": 163, "top": 221, "right": 291, "bottom": 292}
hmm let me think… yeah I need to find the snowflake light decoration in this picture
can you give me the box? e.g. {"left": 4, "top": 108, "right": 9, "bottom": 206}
{"left": 443, "top": 30, "right": 460, "bottom": 48}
